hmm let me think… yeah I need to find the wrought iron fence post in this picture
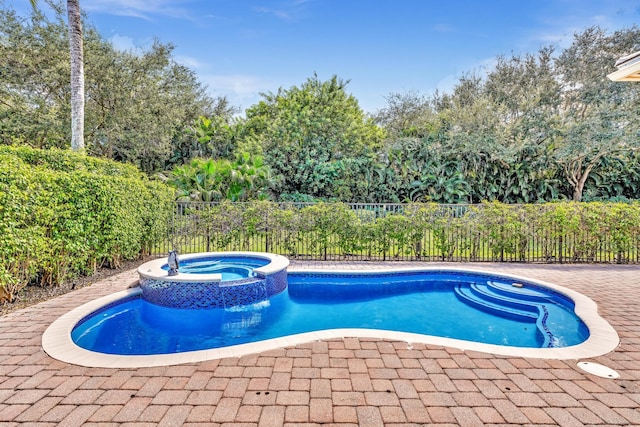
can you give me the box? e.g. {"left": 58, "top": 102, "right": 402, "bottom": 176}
{"left": 559, "top": 235, "right": 564, "bottom": 264}
{"left": 265, "top": 209, "right": 269, "bottom": 253}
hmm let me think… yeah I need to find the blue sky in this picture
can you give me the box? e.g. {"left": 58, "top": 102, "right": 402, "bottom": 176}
{"left": 13, "top": 0, "right": 640, "bottom": 114}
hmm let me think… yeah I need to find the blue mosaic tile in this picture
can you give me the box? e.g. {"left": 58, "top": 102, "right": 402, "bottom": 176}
{"left": 139, "top": 270, "right": 287, "bottom": 309}
{"left": 221, "top": 280, "right": 266, "bottom": 307}
{"left": 266, "top": 270, "right": 288, "bottom": 296}
{"left": 539, "top": 306, "right": 555, "bottom": 348}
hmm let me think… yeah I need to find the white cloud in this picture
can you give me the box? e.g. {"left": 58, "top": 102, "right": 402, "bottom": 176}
{"left": 523, "top": 2, "right": 639, "bottom": 51}
{"left": 206, "top": 75, "right": 266, "bottom": 96}
{"left": 175, "top": 55, "right": 204, "bottom": 70}
{"left": 83, "top": 0, "right": 194, "bottom": 21}
{"left": 478, "top": 57, "right": 498, "bottom": 74}
{"left": 253, "top": 0, "right": 316, "bottom": 22}
{"left": 254, "top": 7, "right": 292, "bottom": 21}
{"left": 526, "top": 29, "right": 576, "bottom": 50}
{"left": 435, "top": 74, "right": 458, "bottom": 94}
{"left": 109, "top": 34, "right": 136, "bottom": 52}
{"left": 200, "top": 74, "right": 276, "bottom": 110}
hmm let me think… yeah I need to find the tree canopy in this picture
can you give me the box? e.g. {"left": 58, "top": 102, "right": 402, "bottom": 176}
{"left": 243, "top": 74, "right": 386, "bottom": 200}
{"left": 376, "top": 26, "right": 640, "bottom": 202}
{"left": 0, "top": 6, "right": 216, "bottom": 173}
{"left": 2, "top": 3, "right": 639, "bottom": 203}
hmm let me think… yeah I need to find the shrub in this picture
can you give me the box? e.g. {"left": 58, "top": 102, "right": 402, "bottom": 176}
{"left": 472, "top": 202, "right": 529, "bottom": 261}
{"left": 0, "top": 146, "right": 173, "bottom": 302}
{"left": 157, "top": 199, "right": 640, "bottom": 264}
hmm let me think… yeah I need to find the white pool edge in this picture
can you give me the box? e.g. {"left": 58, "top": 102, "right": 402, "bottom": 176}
{"left": 42, "top": 266, "right": 620, "bottom": 368}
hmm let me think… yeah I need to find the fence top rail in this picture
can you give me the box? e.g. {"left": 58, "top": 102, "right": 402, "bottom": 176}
{"left": 173, "top": 201, "right": 481, "bottom": 218}
{"left": 174, "top": 201, "right": 483, "bottom": 208}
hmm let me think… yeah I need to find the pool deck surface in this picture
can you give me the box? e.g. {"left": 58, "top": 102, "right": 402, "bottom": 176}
{"left": 1, "top": 261, "right": 640, "bottom": 426}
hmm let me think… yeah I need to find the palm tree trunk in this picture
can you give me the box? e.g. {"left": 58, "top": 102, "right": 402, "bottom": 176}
{"left": 67, "top": 0, "right": 85, "bottom": 152}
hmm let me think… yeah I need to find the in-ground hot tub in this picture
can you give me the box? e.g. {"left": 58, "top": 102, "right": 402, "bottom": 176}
{"left": 137, "top": 252, "right": 289, "bottom": 309}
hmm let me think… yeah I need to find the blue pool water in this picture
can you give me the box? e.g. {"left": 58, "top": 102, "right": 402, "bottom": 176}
{"left": 72, "top": 271, "right": 589, "bottom": 355}
{"left": 159, "top": 256, "right": 270, "bottom": 280}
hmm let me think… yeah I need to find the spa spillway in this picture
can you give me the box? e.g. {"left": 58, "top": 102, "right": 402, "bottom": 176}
{"left": 137, "top": 252, "right": 290, "bottom": 309}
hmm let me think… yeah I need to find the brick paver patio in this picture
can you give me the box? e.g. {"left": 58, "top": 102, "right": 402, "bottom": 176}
{"left": 1, "top": 261, "right": 639, "bottom": 426}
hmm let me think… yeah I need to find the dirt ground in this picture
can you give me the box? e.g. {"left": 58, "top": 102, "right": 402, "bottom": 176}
{"left": 0, "top": 257, "right": 151, "bottom": 317}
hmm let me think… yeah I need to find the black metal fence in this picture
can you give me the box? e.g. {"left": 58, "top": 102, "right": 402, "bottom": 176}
{"left": 153, "top": 201, "right": 640, "bottom": 264}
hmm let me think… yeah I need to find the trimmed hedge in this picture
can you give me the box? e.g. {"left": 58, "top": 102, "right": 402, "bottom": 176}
{"left": 0, "top": 146, "right": 173, "bottom": 302}
{"left": 168, "top": 200, "right": 640, "bottom": 264}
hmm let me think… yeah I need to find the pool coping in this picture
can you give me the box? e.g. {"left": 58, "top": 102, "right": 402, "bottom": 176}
{"left": 42, "top": 266, "right": 620, "bottom": 368}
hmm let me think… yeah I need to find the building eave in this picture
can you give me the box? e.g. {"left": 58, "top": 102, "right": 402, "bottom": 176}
{"left": 608, "top": 51, "right": 640, "bottom": 82}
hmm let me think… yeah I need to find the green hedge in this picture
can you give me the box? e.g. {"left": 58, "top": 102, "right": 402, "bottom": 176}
{"left": 1, "top": 145, "right": 145, "bottom": 177}
{"left": 0, "top": 146, "right": 173, "bottom": 302}
{"left": 168, "top": 200, "right": 640, "bottom": 263}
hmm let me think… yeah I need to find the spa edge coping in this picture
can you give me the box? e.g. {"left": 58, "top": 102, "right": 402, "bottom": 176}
{"left": 137, "top": 251, "right": 290, "bottom": 283}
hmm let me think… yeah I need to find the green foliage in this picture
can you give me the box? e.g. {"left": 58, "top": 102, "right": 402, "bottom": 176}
{"left": 527, "top": 201, "right": 640, "bottom": 263}
{"left": 419, "top": 204, "right": 471, "bottom": 261}
{"left": 0, "top": 145, "right": 142, "bottom": 177}
{"left": 0, "top": 147, "right": 173, "bottom": 300}
{"left": 195, "top": 201, "right": 245, "bottom": 251}
{"left": 554, "top": 27, "right": 640, "bottom": 201}
{"left": 373, "top": 27, "right": 640, "bottom": 204}
{"left": 240, "top": 200, "right": 275, "bottom": 251}
{"left": 0, "top": 6, "right": 216, "bottom": 173}
{"left": 471, "top": 202, "right": 529, "bottom": 261}
{"left": 172, "top": 201, "right": 640, "bottom": 264}
{"left": 171, "top": 99, "right": 242, "bottom": 165}
{"left": 298, "top": 203, "right": 359, "bottom": 259}
{"left": 374, "top": 91, "right": 436, "bottom": 138}
{"left": 0, "top": 7, "right": 70, "bottom": 148}
{"left": 3, "top": 3, "right": 640, "bottom": 204}
{"left": 162, "top": 153, "right": 272, "bottom": 202}
{"left": 190, "top": 116, "right": 237, "bottom": 158}
{"left": 244, "top": 74, "right": 386, "bottom": 201}
{"left": 269, "top": 207, "right": 302, "bottom": 256}
{"left": 601, "top": 203, "right": 639, "bottom": 263}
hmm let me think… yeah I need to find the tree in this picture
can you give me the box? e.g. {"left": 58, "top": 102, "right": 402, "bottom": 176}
{"left": 554, "top": 26, "right": 640, "bottom": 201}
{"left": 29, "top": 0, "right": 84, "bottom": 152}
{"left": 373, "top": 27, "right": 640, "bottom": 203}
{"left": 433, "top": 73, "right": 514, "bottom": 202}
{"left": 244, "top": 74, "right": 385, "bottom": 201}
{"left": 481, "top": 48, "right": 564, "bottom": 202}
{"left": 373, "top": 91, "right": 437, "bottom": 138}
{"left": 84, "top": 39, "right": 214, "bottom": 172}
{"left": 1, "top": 6, "right": 216, "bottom": 172}
{"left": 179, "top": 109, "right": 239, "bottom": 162}
{"left": 378, "top": 137, "right": 471, "bottom": 203}
{"left": 66, "top": 0, "right": 84, "bottom": 152}
{"left": 1, "top": 8, "right": 70, "bottom": 147}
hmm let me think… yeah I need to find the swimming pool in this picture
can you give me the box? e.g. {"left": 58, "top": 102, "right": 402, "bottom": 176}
{"left": 71, "top": 270, "right": 587, "bottom": 355}
{"left": 43, "top": 266, "right": 619, "bottom": 368}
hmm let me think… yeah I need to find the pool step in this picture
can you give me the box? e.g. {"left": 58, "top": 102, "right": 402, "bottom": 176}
{"left": 453, "top": 283, "right": 554, "bottom": 348}
{"left": 468, "top": 283, "right": 542, "bottom": 316}
{"left": 485, "top": 281, "right": 551, "bottom": 302}
{"left": 453, "top": 284, "right": 538, "bottom": 322}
